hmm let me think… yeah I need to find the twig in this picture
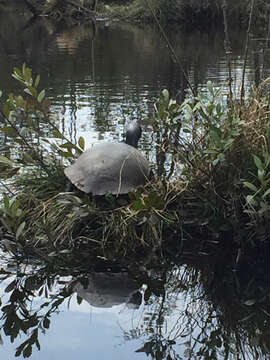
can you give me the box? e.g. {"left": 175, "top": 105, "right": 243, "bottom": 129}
{"left": 144, "top": 0, "right": 195, "bottom": 96}
{"left": 222, "top": 0, "right": 233, "bottom": 101}
{"left": 240, "top": 0, "right": 256, "bottom": 103}
{"left": 0, "top": 109, "right": 50, "bottom": 175}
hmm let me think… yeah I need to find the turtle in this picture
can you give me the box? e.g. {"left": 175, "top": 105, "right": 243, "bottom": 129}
{"left": 64, "top": 120, "right": 150, "bottom": 195}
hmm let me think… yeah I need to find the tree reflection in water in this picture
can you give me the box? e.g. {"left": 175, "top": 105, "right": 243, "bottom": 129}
{"left": 0, "top": 253, "right": 270, "bottom": 359}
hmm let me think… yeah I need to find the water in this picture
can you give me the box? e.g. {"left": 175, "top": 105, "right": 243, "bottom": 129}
{"left": 1, "top": 255, "right": 269, "bottom": 360}
{"left": 1, "top": 3, "right": 270, "bottom": 359}
{"left": 1, "top": 4, "right": 269, "bottom": 148}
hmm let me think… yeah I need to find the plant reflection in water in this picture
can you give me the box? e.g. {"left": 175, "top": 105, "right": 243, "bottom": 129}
{"left": 0, "top": 253, "right": 270, "bottom": 359}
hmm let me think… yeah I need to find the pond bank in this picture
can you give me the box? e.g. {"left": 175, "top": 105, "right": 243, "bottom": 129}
{"left": 1, "top": 0, "right": 268, "bottom": 29}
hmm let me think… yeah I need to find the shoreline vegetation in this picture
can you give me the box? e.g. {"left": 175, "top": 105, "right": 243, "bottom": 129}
{"left": 0, "top": 63, "right": 270, "bottom": 269}
{"left": 0, "top": 0, "right": 269, "bottom": 29}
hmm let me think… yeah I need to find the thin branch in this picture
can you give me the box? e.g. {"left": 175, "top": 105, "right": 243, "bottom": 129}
{"left": 222, "top": 0, "right": 233, "bottom": 101}
{"left": 240, "top": 0, "right": 256, "bottom": 103}
{"left": 144, "top": 0, "right": 195, "bottom": 96}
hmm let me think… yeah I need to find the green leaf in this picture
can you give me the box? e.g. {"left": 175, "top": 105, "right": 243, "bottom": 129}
{"left": 244, "top": 299, "right": 256, "bottom": 306}
{"left": 0, "top": 126, "right": 17, "bottom": 136}
{"left": 43, "top": 318, "right": 50, "bottom": 329}
{"left": 258, "top": 169, "right": 265, "bottom": 182}
{"left": 24, "top": 88, "right": 33, "bottom": 96}
{"left": 162, "top": 89, "right": 169, "bottom": 103}
{"left": 53, "top": 129, "right": 66, "bottom": 140}
{"left": 34, "top": 75, "right": 40, "bottom": 88}
{"left": 246, "top": 195, "right": 256, "bottom": 205}
{"left": 212, "top": 158, "right": 219, "bottom": 166}
{"left": 58, "top": 150, "right": 74, "bottom": 158}
{"left": 2, "top": 104, "right": 11, "bottom": 118}
{"left": 37, "top": 89, "right": 45, "bottom": 103}
{"left": 77, "top": 295, "right": 83, "bottom": 305}
{"left": 0, "top": 155, "right": 13, "bottom": 167}
{"left": 131, "top": 199, "right": 146, "bottom": 211}
{"left": 182, "top": 128, "right": 191, "bottom": 133}
{"left": 207, "top": 80, "right": 214, "bottom": 94}
{"left": 253, "top": 155, "right": 263, "bottom": 170}
{"left": 78, "top": 136, "right": 85, "bottom": 150}
{"left": 204, "top": 149, "right": 219, "bottom": 154}
{"left": 10, "top": 199, "right": 20, "bottom": 217}
{"left": 35, "top": 339, "right": 40, "bottom": 351}
{"left": 16, "top": 222, "right": 26, "bottom": 239}
{"left": 243, "top": 182, "right": 258, "bottom": 192}
{"left": 59, "top": 142, "right": 78, "bottom": 150}
{"left": 5, "top": 279, "right": 16, "bottom": 293}
{"left": 22, "top": 153, "right": 35, "bottom": 164}
{"left": 22, "top": 63, "right": 26, "bottom": 75}
{"left": 12, "top": 72, "right": 24, "bottom": 84}
{"left": 23, "top": 344, "right": 32, "bottom": 358}
{"left": 263, "top": 188, "right": 270, "bottom": 198}
{"left": 13, "top": 66, "right": 23, "bottom": 78}
{"left": 27, "top": 86, "right": 37, "bottom": 97}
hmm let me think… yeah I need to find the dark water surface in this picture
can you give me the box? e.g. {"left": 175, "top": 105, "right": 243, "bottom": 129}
{"left": 1, "top": 3, "right": 269, "bottom": 148}
{"left": 1, "top": 3, "right": 270, "bottom": 360}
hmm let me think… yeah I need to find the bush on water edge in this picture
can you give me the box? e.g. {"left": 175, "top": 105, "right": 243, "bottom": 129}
{"left": 1, "top": 0, "right": 268, "bottom": 29}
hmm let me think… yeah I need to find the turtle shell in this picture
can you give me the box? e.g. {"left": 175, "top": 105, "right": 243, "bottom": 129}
{"left": 64, "top": 142, "right": 150, "bottom": 195}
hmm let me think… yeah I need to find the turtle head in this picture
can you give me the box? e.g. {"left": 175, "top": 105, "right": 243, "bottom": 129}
{"left": 125, "top": 120, "right": 142, "bottom": 148}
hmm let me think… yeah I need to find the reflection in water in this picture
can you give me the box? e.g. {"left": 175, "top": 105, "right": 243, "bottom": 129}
{"left": 74, "top": 272, "right": 142, "bottom": 309}
{"left": 0, "top": 254, "right": 270, "bottom": 359}
{"left": 1, "top": 5, "right": 270, "bottom": 149}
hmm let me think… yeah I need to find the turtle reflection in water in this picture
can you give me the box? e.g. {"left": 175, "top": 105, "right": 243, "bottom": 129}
{"left": 64, "top": 120, "right": 150, "bottom": 196}
{"left": 73, "top": 272, "right": 142, "bottom": 309}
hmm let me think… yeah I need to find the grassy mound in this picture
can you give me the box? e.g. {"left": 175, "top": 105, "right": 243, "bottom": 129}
{"left": 1, "top": 65, "right": 270, "bottom": 264}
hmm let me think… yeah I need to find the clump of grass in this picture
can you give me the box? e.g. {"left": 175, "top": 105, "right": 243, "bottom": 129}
{"left": 13, "top": 167, "right": 184, "bottom": 260}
